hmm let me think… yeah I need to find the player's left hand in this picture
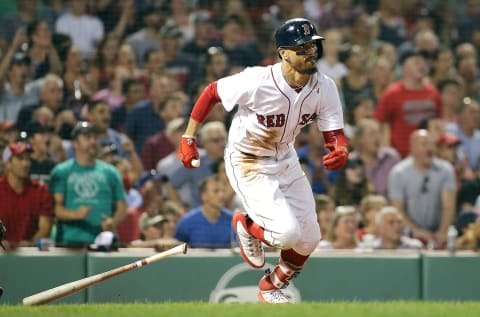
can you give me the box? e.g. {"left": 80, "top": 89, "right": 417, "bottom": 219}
{"left": 322, "top": 144, "right": 348, "bottom": 170}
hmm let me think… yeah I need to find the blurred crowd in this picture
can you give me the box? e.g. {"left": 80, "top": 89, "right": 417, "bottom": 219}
{"left": 0, "top": 0, "right": 480, "bottom": 252}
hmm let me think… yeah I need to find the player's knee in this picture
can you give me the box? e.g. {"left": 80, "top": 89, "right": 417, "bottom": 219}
{"left": 292, "top": 223, "right": 321, "bottom": 255}
{"left": 305, "top": 227, "right": 321, "bottom": 253}
{"left": 274, "top": 223, "right": 302, "bottom": 249}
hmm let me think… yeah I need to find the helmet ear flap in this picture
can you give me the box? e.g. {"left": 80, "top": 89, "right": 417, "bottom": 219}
{"left": 316, "top": 39, "right": 324, "bottom": 60}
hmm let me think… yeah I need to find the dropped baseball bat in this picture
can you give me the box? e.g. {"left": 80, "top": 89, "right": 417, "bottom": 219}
{"left": 22, "top": 243, "right": 187, "bottom": 306}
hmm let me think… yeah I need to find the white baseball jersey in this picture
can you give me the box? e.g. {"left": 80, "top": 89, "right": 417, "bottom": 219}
{"left": 217, "top": 62, "right": 344, "bottom": 159}
{"left": 219, "top": 63, "right": 344, "bottom": 255}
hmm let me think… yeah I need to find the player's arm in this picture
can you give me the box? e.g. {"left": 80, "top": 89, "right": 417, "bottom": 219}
{"left": 178, "top": 81, "right": 221, "bottom": 169}
{"left": 322, "top": 129, "right": 349, "bottom": 170}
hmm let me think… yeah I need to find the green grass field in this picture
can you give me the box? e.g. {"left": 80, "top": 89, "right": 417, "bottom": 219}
{"left": 1, "top": 302, "right": 480, "bottom": 317}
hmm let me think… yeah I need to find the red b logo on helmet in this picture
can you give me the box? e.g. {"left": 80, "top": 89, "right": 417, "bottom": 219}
{"left": 302, "top": 24, "right": 311, "bottom": 35}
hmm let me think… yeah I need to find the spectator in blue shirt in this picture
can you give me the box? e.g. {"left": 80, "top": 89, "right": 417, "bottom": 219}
{"left": 174, "top": 175, "right": 234, "bottom": 249}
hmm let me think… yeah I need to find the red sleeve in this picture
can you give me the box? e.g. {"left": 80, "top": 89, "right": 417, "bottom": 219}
{"left": 323, "top": 129, "right": 349, "bottom": 148}
{"left": 190, "top": 81, "right": 221, "bottom": 123}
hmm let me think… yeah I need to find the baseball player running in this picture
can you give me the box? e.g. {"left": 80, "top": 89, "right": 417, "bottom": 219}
{"left": 177, "top": 18, "right": 348, "bottom": 303}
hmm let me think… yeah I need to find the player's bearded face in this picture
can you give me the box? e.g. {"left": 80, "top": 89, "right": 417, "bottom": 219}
{"left": 287, "top": 42, "right": 318, "bottom": 74}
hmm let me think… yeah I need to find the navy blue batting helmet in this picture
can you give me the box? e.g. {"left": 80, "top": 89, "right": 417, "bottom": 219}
{"left": 275, "top": 18, "right": 324, "bottom": 59}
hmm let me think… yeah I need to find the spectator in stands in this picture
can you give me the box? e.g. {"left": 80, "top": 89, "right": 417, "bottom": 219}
{"left": 375, "top": 48, "right": 442, "bottom": 158}
{"left": 213, "top": 15, "right": 261, "bottom": 68}
{"left": 181, "top": 10, "right": 217, "bottom": 63}
{"left": 317, "top": 0, "right": 360, "bottom": 38}
{"left": 316, "top": 28, "right": 347, "bottom": 86}
{"left": 343, "top": 94, "right": 375, "bottom": 139}
{"left": 55, "top": 0, "right": 104, "bottom": 58}
{"left": 157, "top": 121, "right": 227, "bottom": 209}
{"left": 174, "top": 175, "right": 234, "bottom": 249}
{"left": 349, "top": 12, "right": 383, "bottom": 66}
{"left": 116, "top": 43, "right": 141, "bottom": 79}
{"left": 315, "top": 194, "right": 336, "bottom": 240}
{"left": 430, "top": 48, "right": 456, "bottom": 86}
{"left": 125, "top": 74, "right": 177, "bottom": 153}
{"left": 111, "top": 78, "right": 145, "bottom": 133}
{"left": 126, "top": 4, "right": 165, "bottom": 68}
{"left": 375, "top": 0, "right": 407, "bottom": 47}
{"left": 374, "top": 206, "right": 423, "bottom": 250}
{"left": 26, "top": 19, "right": 62, "bottom": 79}
{"left": 317, "top": 205, "right": 359, "bottom": 249}
{"left": 24, "top": 120, "right": 56, "bottom": 185}
{"left": 129, "top": 212, "right": 180, "bottom": 251}
{"left": 161, "top": 200, "right": 184, "bottom": 239}
{"left": 376, "top": 42, "right": 398, "bottom": 72}
{"left": 95, "top": 0, "right": 137, "bottom": 39}
{"left": 0, "top": 34, "right": 40, "bottom": 121}
{"left": 437, "top": 79, "right": 461, "bottom": 125}
{"left": 50, "top": 121, "right": 127, "bottom": 247}
{"left": 117, "top": 168, "right": 181, "bottom": 244}
{"left": 388, "top": 129, "right": 456, "bottom": 248}
{"left": 139, "top": 49, "right": 166, "bottom": 93}
{"left": 159, "top": 24, "right": 199, "bottom": 91}
{"left": 0, "top": 142, "right": 52, "bottom": 249}
{"left": 357, "top": 194, "right": 387, "bottom": 241}
{"left": 457, "top": 175, "right": 480, "bottom": 214}
{"left": 90, "top": 33, "right": 120, "bottom": 91}
{"left": 455, "top": 51, "right": 480, "bottom": 100}
{"left": 0, "top": 0, "right": 39, "bottom": 51}
{"left": 16, "top": 73, "right": 66, "bottom": 130}
{"left": 141, "top": 117, "right": 186, "bottom": 171}
{"left": 329, "top": 157, "right": 372, "bottom": 210}
{"left": 351, "top": 118, "right": 401, "bottom": 197}
{"left": 84, "top": 100, "right": 143, "bottom": 177}
{"left": 446, "top": 97, "right": 480, "bottom": 173}
{"left": 435, "top": 131, "right": 472, "bottom": 187}
{"left": 200, "top": 47, "right": 229, "bottom": 85}
{"left": 165, "top": 0, "right": 195, "bottom": 46}
{"left": 369, "top": 56, "right": 394, "bottom": 105}
{"left": 266, "top": 0, "right": 305, "bottom": 30}
{"left": 402, "top": 30, "right": 440, "bottom": 76}
{"left": 339, "top": 43, "right": 373, "bottom": 111}
{"left": 255, "top": 14, "right": 277, "bottom": 66}
{"left": 92, "top": 66, "right": 129, "bottom": 110}
{"left": 62, "top": 46, "right": 92, "bottom": 109}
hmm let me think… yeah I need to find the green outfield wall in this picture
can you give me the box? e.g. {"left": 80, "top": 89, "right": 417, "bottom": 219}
{"left": 1, "top": 249, "right": 479, "bottom": 304}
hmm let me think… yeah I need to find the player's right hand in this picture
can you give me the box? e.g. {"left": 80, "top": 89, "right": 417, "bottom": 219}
{"left": 177, "top": 135, "right": 200, "bottom": 169}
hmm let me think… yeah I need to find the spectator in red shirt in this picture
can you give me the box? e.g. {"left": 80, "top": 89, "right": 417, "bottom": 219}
{"left": 141, "top": 113, "right": 187, "bottom": 171}
{"left": 0, "top": 142, "right": 52, "bottom": 249}
{"left": 375, "top": 48, "right": 442, "bottom": 157}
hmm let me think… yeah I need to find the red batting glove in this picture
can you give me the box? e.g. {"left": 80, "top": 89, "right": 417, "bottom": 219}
{"left": 177, "top": 135, "right": 199, "bottom": 169}
{"left": 323, "top": 144, "right": 348, "bottom": 170}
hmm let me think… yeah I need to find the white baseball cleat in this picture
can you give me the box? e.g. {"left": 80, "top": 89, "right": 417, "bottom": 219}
{"left": 258, "top": 288, "right": 291, "bottom": 304}
{"left": 232, "top": 211, "right": 265, "bottom": 269}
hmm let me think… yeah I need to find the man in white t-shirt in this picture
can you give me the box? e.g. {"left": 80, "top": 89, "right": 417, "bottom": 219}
{"left": 55, "top": 0, "right": 104, "bottom": 58}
